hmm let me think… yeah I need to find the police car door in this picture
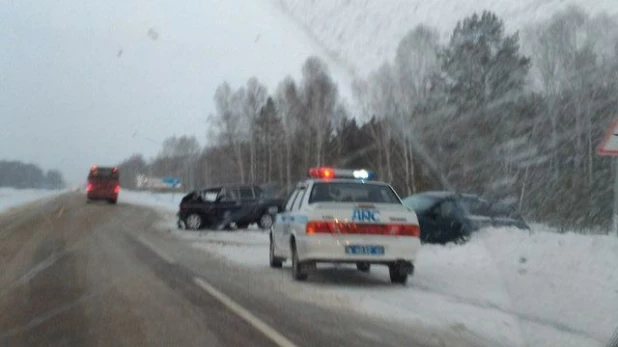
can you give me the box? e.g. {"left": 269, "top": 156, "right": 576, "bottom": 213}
{"left": 288, "top": 185, "right": 307, "bottom": 244}
{"left": 274, "top": 189, "right": 300, "bottom": 256}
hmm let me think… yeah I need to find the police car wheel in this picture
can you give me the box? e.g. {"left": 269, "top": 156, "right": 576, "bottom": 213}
{"left": 389, "top": 263, "right": 408, "bottom": 285}
{"left": 258, "top": 213, "right": 274, "bottom": 230}
{"left": 269, "top": 235, "right": 283, "bottom": 268}
{"left": 356, "top": 262, "right": 371, "bottom": 272}
{"left": 186, "top": 214, "right": 202, "bottom": 230}
{"left": 291, "top": 242, "right": 308, "bottom": 281}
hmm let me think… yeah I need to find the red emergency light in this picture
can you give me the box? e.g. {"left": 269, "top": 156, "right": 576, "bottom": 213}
{"left": 308, "top": 167, "right": 335, "bottom": 180}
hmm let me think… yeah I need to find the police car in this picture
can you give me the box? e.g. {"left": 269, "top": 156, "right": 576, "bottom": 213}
{"left": 269, "top": 167, "right": 421, "bottom": 284}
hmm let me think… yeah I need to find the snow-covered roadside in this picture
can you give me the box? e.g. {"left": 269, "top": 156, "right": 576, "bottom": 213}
{"left": 119, "top": 190, "right": 183, "bottom": 215}
{"left": 189, "top": 228, "right": 616, "bottom": 347}
{"left": 122, "top": 190, "right": 618, "bottom": 347}
{"left": 0, "top": 187, "right": 66, "bottom": 214}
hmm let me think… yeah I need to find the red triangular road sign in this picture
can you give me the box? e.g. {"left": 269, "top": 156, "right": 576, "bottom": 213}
{"left": 598, "top": 119, "right": 618, "bottom": 156}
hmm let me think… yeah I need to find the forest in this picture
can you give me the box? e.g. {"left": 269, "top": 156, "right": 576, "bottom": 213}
{"left": 120, "top": 7, "right": 618, "bottom": 231}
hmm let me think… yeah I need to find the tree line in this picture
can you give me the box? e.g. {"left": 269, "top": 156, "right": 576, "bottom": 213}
{"left": 120, "top": 6, "right": 618, "bottom": 231}
{"left": 0, "top": 160, "right": 65, "bottom": 189}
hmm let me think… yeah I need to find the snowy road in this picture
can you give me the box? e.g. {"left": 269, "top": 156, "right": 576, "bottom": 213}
{"left": 1, "top": 193, "right": 489, "bottom": 347}
{"left": 120, "top": 191, "right": 618, "bottom": 347}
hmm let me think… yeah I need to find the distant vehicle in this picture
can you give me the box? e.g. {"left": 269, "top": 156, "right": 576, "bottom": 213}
{"left": 86, "top": 165, "right": 120, "bottom": 204}
{"left": 270, "top": 167, "right": 421, "bottom": 284}
{"left": 402, "top": 191, "right": 529, "bottom": 244}
{"left": 177, "top": 185, "right": 285, "bottom": 230}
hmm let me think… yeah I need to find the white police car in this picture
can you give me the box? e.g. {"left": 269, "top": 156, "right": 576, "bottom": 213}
{"left": 269, "top": 167, "right": 421, "bottom": 284}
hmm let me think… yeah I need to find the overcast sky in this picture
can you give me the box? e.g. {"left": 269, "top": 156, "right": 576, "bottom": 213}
{"left": 0, "top": 0, "right": 351, "bottom": 184}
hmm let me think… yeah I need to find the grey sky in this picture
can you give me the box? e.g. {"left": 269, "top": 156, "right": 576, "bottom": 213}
{"left": 0, "top": 0, "right": 350, "bottom": 185}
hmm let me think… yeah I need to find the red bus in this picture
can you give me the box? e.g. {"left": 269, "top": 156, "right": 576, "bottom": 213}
{"left": 86, "top": 165, "right": 120, "bottom": 204}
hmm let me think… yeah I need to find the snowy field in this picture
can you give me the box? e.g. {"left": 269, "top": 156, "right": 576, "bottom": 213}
{"left": 0, "top": 187, "right": 65, "bottom": 214}
{"left": 123, "top": 190, "right": 618, "bottom": 347}
{"left": 274, "top": 0, "right": 618, "bottom": 77}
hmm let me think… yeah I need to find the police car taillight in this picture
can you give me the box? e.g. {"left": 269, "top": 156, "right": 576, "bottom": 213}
{"left": 388, "top": 224, "right": 421, "bottom": 237}
{"left": 306, "top": 221, "right": 332, "bottom": 234}
{"left": 306, "top": 221, "right": 420, "bottom": 237}
{"left": 308, "top": 167, "right": 376, "bottom": 180}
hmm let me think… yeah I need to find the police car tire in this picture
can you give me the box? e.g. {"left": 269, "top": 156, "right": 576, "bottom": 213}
{"left": 269, "top": 235, "right": 283, "bottom": 268}
{"left": 389, "top": 264, "right": 408, "bottom": 284}
{"left": 356, "top": 263, "right": 371, "bottom": 272}
{"left": 291, "top": 243, "right": 308, "bottom": 281}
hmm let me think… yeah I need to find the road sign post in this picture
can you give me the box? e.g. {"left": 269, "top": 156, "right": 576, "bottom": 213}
{"left": 614, "top": 159, "right": 618, "bottom": 237}
{"left": 597, "top": 119, "right": 618, "bottom": 236}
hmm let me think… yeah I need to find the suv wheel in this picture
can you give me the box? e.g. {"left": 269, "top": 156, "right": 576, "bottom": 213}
{"left": 258, "top": 213, "right": 274, "bottom": 230}
{"left": 269, "top": 234, "right": 283, "bottom": 268}
{"left": 186, "top": 213, "right": 203, "bottom": 230}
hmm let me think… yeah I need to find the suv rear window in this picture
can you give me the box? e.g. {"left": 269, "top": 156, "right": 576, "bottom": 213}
{"left": 88, "top": 167, "right": 118, "bottom": 179}
{"left": 308, "top": 182, "right": 400, "bottom": 204}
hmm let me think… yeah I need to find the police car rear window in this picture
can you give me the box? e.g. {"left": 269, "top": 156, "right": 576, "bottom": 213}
{"left": 309, "top": 183, "right": 400, "bottom": 204}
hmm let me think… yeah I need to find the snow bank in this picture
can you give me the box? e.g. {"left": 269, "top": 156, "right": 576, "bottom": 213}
{"left": 274, "top": 0, "right": 618, "bottom": 77}
{"left": 0, "top": 187, "right": 65, "bottom": 214}
{"left": 190, "top": 226, "right": 617, "bottom": 347}
{"left": 119, "top": 190, "right": 182, "bottom": 214}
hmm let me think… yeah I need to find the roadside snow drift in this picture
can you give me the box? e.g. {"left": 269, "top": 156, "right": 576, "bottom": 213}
{"left": 0, "top": 187, "right": 64, "bottom": 214}
{"left": 190, "top": 227, "right": 617, "bottom": 347}
{"left": 124, "top": 191, "right": 618, "bottom": 347}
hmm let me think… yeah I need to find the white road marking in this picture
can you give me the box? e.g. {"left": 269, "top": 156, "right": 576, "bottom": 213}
{"left": 193, "top": 277, "right": 298, "bottom": 347}
{"left": 135, "top": 236, "right": 176, "bottom": 264}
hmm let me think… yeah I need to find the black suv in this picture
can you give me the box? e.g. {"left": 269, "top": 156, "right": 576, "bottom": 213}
{"left": 177, "top": 185, "right": 285, "bottom": 230}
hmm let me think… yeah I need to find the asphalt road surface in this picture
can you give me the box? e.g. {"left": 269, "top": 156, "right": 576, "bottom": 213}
{"left": 0, "top": 193, "right": 486, "bottom": 347}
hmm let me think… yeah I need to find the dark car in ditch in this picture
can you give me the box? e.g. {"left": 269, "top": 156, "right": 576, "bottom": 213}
{"left": 177, "top": 185, "right": 285, "bottom": 230}
{"left": 402, "top": 191, "right": 530, "bottom": 244}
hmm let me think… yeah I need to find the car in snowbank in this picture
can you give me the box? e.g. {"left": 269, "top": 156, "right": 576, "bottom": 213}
{"left": 177, "top": 185, "right": 285, "bottom": 230}
{"left": 402, "top": 191, "right": 529, "bottom": 244}
{"left": 270, "top": 167, "right": 422, "bottom": 284}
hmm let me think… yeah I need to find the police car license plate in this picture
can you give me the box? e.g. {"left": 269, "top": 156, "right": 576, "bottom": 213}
{"left": 345, "top": 245, "right": 384, "bottom": 255}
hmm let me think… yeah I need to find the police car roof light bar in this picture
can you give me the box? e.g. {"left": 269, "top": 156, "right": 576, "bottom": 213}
{"left": 308, "top": 167, "right": 377, "bottom": 180}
